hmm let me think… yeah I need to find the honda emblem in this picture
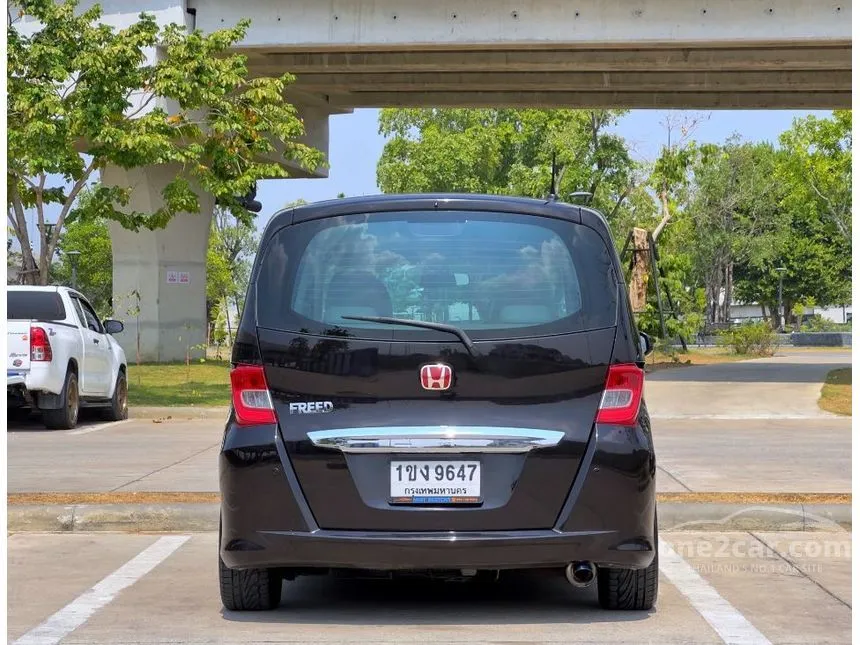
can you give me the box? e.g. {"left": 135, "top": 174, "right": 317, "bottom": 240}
{"left": 420, "top": 363, "right": 453, "bottom": 391}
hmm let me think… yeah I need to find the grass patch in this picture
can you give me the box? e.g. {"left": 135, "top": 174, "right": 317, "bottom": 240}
{"left": 127, "top": 361, "right": 230, "bottom": 407}
{"left": 646, "top": 348, "right": 750, "bottom": 372}
{"left": 819, "top": 367, "right": 851, "bottom": 416}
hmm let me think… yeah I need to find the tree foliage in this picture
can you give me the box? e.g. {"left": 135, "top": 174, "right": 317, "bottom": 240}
{"left": 375, "top": 108, "right": 851, "bottom": 339}
{"left": 684, "top": 140, "right": 786, "bottom": 324}
{"left": 778, "top": 110, "right": 851, "bottom": 242}
{"left": 53, "top": 215, "right": 113, "bottom": 316}
{"left": 376, "top": 108, "right": 649, "bottom": 236}
{"left": 206, "top": 208, "right": 258, "bottom": 343}
{"left": 7, "top": 0, "right": 324, "bottom": 284}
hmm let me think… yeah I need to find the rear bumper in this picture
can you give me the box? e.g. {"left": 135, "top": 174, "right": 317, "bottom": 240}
{"left": 220, "top": 528, "right": 654, "bottom": 571}
{"left": 7, "top": 364, "right": 64, "bottom": 399}
{"left": 220, "top": 414, "right": 657, "bottom": 572}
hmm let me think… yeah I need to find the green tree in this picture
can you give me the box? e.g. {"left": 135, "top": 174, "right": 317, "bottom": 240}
{"left": 205, "top": 208, "right": 258, "bottom": 343}
{"left": 778, "top": 110, "right": 851, "bottom": 242}
{"left": 733, "top": 206, "right": 851, "bottom": 325}
{"left": 206, "top": 229, "right": 233, "bottom": 343}
{"left": 733, "top": 112, "right": 851, "bottom": 324}
{"left": 52, "top": 216, "right": 113, "bottom": 315}
{"left": 376, "top": 108, "right": 643, "bottom": 233}
{"left": 648, "top": 114, "right": 708, "bottom": 241}
{"left": 7, "top": 0, "right": 323, "bottom": 285}
{"left": 683, "top": 140, "right": 787, "bottom": 325}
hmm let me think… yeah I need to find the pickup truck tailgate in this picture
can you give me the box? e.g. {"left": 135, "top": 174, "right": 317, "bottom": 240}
{"left": 7, "top": 322, "right": 31, "bottom": 374}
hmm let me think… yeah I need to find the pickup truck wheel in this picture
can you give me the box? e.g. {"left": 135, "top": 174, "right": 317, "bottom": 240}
{"left": 43, "top": 371, "right": 79, "bottom": 430}
{"left": 102, "top": 372, "right": 128, "bottom": 421}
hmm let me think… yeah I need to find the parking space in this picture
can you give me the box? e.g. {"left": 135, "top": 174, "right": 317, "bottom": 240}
{"left": 7, "top": 418, "right": 221, "bottom": 493}
{"left": 652, "top": 418, "right": 851, "bottom": 493}
{"left": 8, "top": 530, "right": 851, "bottom": 644}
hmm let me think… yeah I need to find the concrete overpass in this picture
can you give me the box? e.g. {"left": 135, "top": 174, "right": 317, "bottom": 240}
{"left": 26, "top": 0, "right": 852, "bottom": 360}
{"left": 229, "top": 0, "right": 851, "bottom": 110}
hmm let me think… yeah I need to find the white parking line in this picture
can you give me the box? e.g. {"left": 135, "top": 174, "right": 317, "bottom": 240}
{"left": 660, "top": 539, "right": 772, "bottom": 645}
{"left": 12, "top": 535, "right": 190, "bottom": 645}
{"left": 67, "top": 419, "right": 133, "bottom": 435}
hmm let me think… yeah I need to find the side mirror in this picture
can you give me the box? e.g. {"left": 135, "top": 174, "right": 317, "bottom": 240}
{"left": 103, "top": 319, "right": 124, "bottom": 335}
{"left": 639, "top": 331, "right": 653, "bottom": 357}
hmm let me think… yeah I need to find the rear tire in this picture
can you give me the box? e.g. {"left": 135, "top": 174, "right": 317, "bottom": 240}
{"left": 597, "top": 517, "right": 659, "bottom": 610}
{"left": 102, "top": 371, "right": 128, "bottom": 421}
{"left": 43, "top": 371, "right": 79, "bottom": 430}
{"left": 219, "top": 557, "right": 282, "bottom": 611}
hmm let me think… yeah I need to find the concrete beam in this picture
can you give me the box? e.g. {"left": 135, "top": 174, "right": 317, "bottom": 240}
{"left": 291, "top": 70, "right": 851, "bottom": 93}
{"left": 328, "top": 91, "right": 851, "bottom": 110}
{"left": 247, "top": 44, "right": 853, "bottom": 73}
{"left": 189, "top": 0, "right": 850, "bottom": 47}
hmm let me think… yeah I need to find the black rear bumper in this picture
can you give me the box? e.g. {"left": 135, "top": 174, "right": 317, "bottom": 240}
{"left": 220, "top": 528, "right": 654, "bottom": 571}
{"left": 219, "top": 417, "right": 656, "bottom": 572}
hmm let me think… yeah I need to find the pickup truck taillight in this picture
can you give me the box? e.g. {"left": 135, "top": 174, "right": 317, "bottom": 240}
{"left": 30, "top": 326, "right": 53, "bottom": 362}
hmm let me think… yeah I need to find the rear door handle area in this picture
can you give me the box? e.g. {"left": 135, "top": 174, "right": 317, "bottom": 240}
{"left": 93, "top": 338, "right": 100, "bottom": 344}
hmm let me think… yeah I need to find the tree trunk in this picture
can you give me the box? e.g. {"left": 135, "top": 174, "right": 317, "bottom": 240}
{"left": 627, "top": 228, "right": 649, "bottom": 313}
{"left": 652, "top": 191, "right": 672, "bottom": 240}
{"left": 723, "top": 263, "right": 733, "bottom": 323}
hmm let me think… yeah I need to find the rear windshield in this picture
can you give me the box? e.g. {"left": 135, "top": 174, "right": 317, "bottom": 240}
{"left": 8, "top": 291, "right": 66, "bottom": 321}
{"left": 255, "top": 211, "right": 618, "bottom": 341}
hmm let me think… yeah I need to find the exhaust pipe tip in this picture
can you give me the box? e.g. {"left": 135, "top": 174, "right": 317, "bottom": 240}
{"left": 565, "top": 561, "right": 597, "bottom": 587}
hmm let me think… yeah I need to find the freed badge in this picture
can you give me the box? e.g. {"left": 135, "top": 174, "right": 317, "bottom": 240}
{"left": 289, "top": 401, "right": 334, "bottom": 414}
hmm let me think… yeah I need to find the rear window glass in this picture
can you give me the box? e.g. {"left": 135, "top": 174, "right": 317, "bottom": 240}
{"left": 255, "top": 211, "right": 618, "bottom": 341}
{"left": 7, "top": 291, "right": 66, "bottom": 321}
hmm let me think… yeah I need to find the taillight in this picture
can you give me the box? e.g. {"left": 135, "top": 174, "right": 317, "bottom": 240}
{"left": 230, "top": 364, "right": 275, "bottom": 426}
{"left": 30, "top": 326, "right": 52, "bottom": 362}
{"left": 596, "top": 363, "right": 644, "bottom": 426}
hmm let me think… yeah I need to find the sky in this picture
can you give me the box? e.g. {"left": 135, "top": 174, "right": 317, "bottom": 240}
{"left": 253, "top": 108, "right": 831, "bottom": 233}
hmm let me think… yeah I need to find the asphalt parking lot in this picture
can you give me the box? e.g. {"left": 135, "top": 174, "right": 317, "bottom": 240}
{"left": 8, "top": 530, "right": 851, "bottom": 644}
{"left": 7, "top": 349, "right": 852, "bottom": 644}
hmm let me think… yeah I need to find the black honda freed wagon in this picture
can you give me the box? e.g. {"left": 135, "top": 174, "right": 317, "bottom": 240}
{"left": 219, "top": 194, "right": 657, "bottom": 611}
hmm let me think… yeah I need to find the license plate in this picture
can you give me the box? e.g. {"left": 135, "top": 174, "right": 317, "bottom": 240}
{"left": 389, "top": 460, "right": 481, "bottom": 504}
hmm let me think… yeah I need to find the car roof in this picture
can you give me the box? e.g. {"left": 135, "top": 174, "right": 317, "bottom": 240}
{"left": 7, "top": 285, "right": 88, "bottom": 301}
{"left": 7, "top": 285, "right": 62, "bottom": 292}
{"left": 260, "top": 193, "right": 612, "bottom": 244}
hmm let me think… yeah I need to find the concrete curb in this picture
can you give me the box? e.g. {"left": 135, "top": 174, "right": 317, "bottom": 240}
{"left": 129, "top": 406, "right": 228, "bottom": 420}
{"left": 7, "top": 502, "right": 851, "bottom": 534}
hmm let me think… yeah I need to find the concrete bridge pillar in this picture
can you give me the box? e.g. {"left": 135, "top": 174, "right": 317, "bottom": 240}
{"left": 103, "top": 164, "right": 213, "bottom": 363}
{"left": 102, "top": 99, "right": 333, "bottom": 362}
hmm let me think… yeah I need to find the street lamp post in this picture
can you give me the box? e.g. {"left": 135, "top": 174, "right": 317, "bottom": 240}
{"left": 65, "top": 250, "right": 81, "bottom": 289}
{"left": 776, "top": 267, "right": 787, "bottom": 333}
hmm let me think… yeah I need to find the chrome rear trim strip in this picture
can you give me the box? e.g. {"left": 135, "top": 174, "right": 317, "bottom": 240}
{"left": 306, "top": 426, "right": 565, "bottom": 454}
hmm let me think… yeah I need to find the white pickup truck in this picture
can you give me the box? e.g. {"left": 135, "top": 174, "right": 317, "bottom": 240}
{"left": 7, "top": 286, "right": 128, "bottom": 429}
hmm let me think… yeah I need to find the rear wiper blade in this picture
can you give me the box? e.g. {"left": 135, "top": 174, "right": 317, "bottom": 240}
{"left": 341, "top": 315, "right": 477, "bottom": 358}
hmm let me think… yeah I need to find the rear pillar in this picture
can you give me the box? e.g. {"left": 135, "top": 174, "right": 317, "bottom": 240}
{"left": 103, "top": 164, "right": 213, "bottom": 363}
